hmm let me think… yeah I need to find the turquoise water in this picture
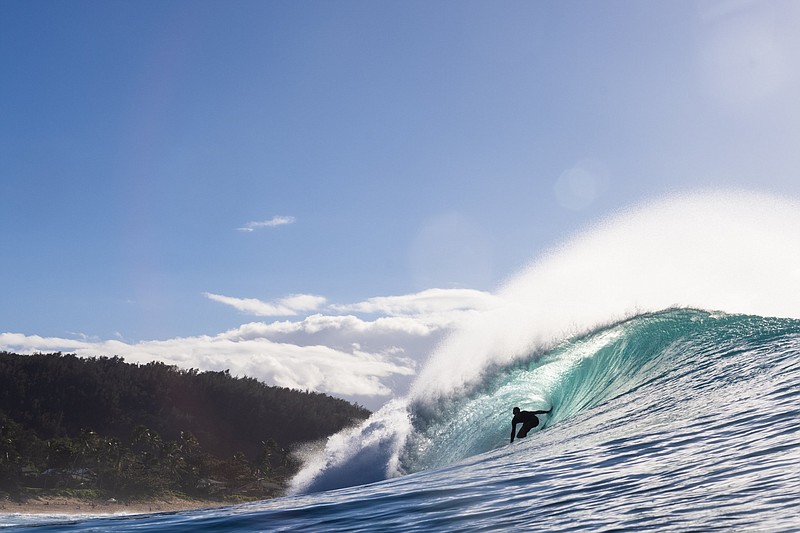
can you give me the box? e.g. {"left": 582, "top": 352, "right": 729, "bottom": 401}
{"left": 4, "top": 308, "right": 800, "bottom": 531}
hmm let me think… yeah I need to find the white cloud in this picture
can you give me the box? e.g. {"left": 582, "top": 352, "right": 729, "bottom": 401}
{"left": 332, "top": 288, "right": 503, "bottom": 316}
{"left": 237, "top": 215, "right": 296, "bottom": 232}
{"left": 204, "top": 292, "right": 326, "bottom": 316}
{"left": 1, "top": 287, "right": 506, "bottom": 409}
{"left": 229, "top": 315, "right": 436, "bottom": 340}
{"left": 219, "top": 314, "right": 449, "bottom": 371}
{"left": 0, "top": 331, "right": 414, "bottom": 401}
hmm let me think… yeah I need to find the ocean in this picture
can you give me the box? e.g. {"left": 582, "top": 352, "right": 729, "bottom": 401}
{"left": 3, "top": 191, "right": 800, "bottom": 531}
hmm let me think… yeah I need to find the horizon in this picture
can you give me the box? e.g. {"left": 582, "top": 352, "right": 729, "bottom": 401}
{"left": 3, "top": 1, "right": 800, "bottom": 409}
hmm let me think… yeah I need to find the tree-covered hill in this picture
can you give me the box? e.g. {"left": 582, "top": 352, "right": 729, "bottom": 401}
{"left": 0, "top": 351, "right": 370, "bottom": 500}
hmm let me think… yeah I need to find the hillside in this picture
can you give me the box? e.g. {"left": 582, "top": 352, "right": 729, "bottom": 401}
{"left": 0, "top": 351, "right": 370, "bottom": 502}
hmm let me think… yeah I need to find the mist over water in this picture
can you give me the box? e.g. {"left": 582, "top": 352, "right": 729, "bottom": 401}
{"left": 290, "top": 190, "right": 800, "bottom": 494}
{"left": 414, "top": 189, "right": 800, "bottom": 398}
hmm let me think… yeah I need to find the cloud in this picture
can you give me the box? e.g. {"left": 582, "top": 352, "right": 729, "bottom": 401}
{"left": 206, "top": 288, "right": 501, "bottom": 322}
{"left": 204, "top": 292, "right": 326, "bottom": 316}
{"left": 0, "top": 331, "right": 415, "bottom": 401}
{"left": 1, "top": 288, "right": 507, "bottom": 409}
{"left": 237, "top": 215, "right": 296, "bottom": 232}
{"left": 332, "top": 288, "right": 503, "bottom": 316}
{"left": 220, "top": 314, "right": 449, "bottom": 369}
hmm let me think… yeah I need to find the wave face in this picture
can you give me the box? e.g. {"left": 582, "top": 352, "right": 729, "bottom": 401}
{"left": 5, "top": 191, "right": 800, "bottom": 531}
{"left": 288, "top": 306, "right": 800, "bottom": 496}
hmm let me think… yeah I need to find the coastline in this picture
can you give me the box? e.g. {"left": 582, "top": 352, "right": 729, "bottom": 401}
{"left": 0, "top": 495, "right": 229, "bottom": 516}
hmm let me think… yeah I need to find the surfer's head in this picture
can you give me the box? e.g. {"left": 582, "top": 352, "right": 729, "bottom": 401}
{"left": 512, "top": 407, "right": 520, "bottom": 415}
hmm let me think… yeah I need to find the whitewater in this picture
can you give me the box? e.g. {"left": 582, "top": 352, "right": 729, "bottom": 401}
{"left": 3, "top": 190, "right": 800, "bottom": 531}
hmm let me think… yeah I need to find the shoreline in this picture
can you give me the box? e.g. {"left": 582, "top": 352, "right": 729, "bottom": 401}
{"left": 0, "top": 495, "right": 230, "bottom": 516}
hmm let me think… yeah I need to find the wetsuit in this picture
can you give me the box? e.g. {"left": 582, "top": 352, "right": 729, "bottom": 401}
{"left": 510, "top": 408, "right": 551, "bottom": 443}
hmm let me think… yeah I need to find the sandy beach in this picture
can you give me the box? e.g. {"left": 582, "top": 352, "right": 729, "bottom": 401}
{"left": 0, "top": 495, "right": 228, "bottom": 516}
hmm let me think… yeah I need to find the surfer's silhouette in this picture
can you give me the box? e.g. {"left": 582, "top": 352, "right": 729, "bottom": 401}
{"left": 510, "top": 406, "right": 552, "bottom": 443}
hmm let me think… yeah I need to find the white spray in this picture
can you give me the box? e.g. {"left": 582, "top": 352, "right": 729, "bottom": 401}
{"left": 291, "top": 189, "right": 800, "bottom": 494}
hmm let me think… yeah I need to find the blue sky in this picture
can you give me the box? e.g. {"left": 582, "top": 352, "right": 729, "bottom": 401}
{"left": 3, "top": 1, "right": 800, "bottom": 408}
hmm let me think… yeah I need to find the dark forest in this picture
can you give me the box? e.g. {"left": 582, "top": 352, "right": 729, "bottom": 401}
{"left": 0, "top": 351, "right": 370, "bottom": 502}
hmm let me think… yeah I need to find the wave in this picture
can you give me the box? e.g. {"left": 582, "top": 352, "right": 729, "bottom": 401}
{"left": 11, "top": 307, "right": 799, "bottom": 530}
{"left": 290, "top": 190, "right": 800, "bottom": 494}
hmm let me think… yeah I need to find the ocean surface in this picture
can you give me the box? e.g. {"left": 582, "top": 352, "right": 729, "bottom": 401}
{"left": 3, "top": 192, "right": 800, "bottom": 531}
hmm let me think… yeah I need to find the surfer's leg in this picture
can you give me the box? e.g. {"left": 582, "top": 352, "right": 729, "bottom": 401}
{"left": 517, "top": 416, "right": 540, "bottom": 438}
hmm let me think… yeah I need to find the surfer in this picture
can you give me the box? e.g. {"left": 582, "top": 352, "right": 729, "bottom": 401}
{"left": 510, "top": 406, "right": 552, "bottom": 443}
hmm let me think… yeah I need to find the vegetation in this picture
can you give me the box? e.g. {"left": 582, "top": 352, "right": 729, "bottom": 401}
{"left": 0, "top": 351, "right": 370, "bottom": 502}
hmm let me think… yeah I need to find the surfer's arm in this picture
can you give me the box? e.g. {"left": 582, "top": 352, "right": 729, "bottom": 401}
{"left": 510, "top": 423, "right": 517, "bottom": 443}
{"left": 532, "top": 408, "right": 552, "bottom": 415}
